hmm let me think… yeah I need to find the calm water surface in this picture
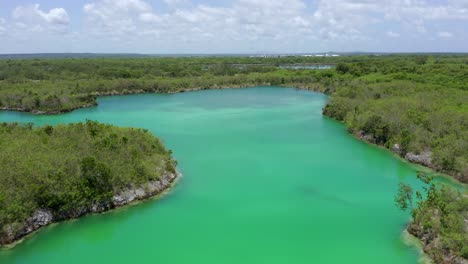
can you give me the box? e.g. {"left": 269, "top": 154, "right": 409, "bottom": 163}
{"left": 0, "top": 87, "right": 437, "bottom": 263}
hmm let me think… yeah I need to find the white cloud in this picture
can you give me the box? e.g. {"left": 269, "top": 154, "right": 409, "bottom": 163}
{"left": 449, "top": 0, "right": 468, "bottom": 9}
{"left": 83, "top": 0, "right": 313, "bottom": 42}
{"left": 15, "top": 22, "right": 44, "bottom": 33}
{"left": 13, "top": 4, "right": 69, "bottom": 25}
{"left": 83, "top": 0, "right": 154, "bottom": 37}
{"left": 83, "top": 0, "right": 152, "bottom": 17}
{"left": 41, "top": 7, "right": 69, "bottom": 25}
{"left": 1, "top": 0, "right": 468, "bottom": 53}
{"left": 386, "top": 31, "right": 400, "bottom": 38}
{"left": 438, "top": 31, "right": 454, "bottom": 38}
{"left": 84, "top": 0, "right": 151, "bottom": 13}
{"left": 311, "top": 0, "right": 468, "bottom": 40}
{"left": 75, "top": 0, "right": 468, "bottom": 52}
{"left": 139, "top": 13, "right": 160, "bottom": 23}
{"left": 7, "top": 4, "right": 71, "bottom": 39}
{"left": 163, "top": 0, "right": 189, "bottom": 7}
{"left": 0, "top": 18, "right": 6, "bottom": 35}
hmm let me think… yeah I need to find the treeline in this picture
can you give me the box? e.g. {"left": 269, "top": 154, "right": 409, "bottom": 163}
{"left": 323, "top": 80, "right": 467, "bottom": 182}
{"left": 0, "top": 55, "right": 466, "bottom": 112}
{"left": 0, "top": 70, "right": 339, "bottom": 112}
{"left": 323, "top": 56, "right": 467, "bottom": 182}
{"left": 0, "top": 55, "right": 466, "bottom": 81}
{"left": 0, "top": 121, "right": 176, "bottom": 238}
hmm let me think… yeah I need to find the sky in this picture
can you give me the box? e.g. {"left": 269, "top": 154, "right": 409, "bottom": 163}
{"left": 0, "top": 0, "right": 467, "bottom": 54}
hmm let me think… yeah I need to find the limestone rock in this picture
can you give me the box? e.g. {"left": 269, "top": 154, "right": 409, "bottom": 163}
{"left": 392, "top": 144, "right": 402, "bottom": 155}
{"left": 405, "top": 151, "right": 433, "bottom": 167}
{"left": 24, "top": 209, "right": 53, "bottom": 233}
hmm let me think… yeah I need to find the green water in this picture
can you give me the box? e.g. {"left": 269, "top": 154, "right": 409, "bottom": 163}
{"left": 0, "top": 87, "right": 442, "bottom": 263}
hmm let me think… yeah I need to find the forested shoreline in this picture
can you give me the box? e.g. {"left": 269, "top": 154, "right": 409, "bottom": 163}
{"left": 396, "top": 173, "right": 467, "bottom": 263}
{"left": 0, "top": 55, "right": 466, "bottom": 260}
{"left": 0, "top": 121, "right": 178, "bottom": 246}
{"left": 1, "top": 55, "right": 466, "bottom": 182}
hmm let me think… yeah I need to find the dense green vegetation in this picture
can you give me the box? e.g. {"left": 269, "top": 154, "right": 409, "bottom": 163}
{"left": 0, "top": 55, "right": 466, "bottom": 181}
{"left": 396, "top": 173, "right": 467, "bottom": 262}
{"left": 0, "top": 56, "right": 335, "bottom": 112}
{"left": 0, "top": 121, "right": 176, "bottom": 239}
{"left": 323, "top": 79, "right": 467, "bottom": 182}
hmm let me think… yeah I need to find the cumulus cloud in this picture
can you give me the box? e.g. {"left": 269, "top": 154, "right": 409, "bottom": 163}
{"left": 311, "top": 0, "right": 468, "bottom": 40}
{"left": 83, "top": 0, "right": 153, "bottom": 37}
{"left": 85, "top": 0, "right": 151, "bottom": 14}
{"left": 6, "top": 3, "right": 71, "bottom": 39}
{"left": 163, "top": 0, "right": 189, "bottom": 7}
{"left": 13, "top": 4, "right": 70, "bottom": 25}
{"left": 1, "top": 0, "right": 468, "bottom": 53}
{"left": 74, "top": 0, "right": 468, "bottom": 52}
{"left": 83, "top": 0, "right": 312, "bottom": 42}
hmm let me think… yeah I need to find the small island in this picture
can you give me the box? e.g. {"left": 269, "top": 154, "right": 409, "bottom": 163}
{"left": 0, "top": 121, "right": 179, "bottom": 247}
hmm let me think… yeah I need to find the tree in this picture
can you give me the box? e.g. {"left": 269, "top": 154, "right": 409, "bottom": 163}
{"left": 362, "top": 114, "right": 389, "bottom": 144}
{"left": 335, "top": 63, "right": 350, "bottom": 74}
{"left": 43, "top": 125, "right": 54, "bottom": 136}
{"left": 415, "top": 172, "right": 439, "bottom": 207}
{"left": 80, "top": 157, "right": 112, "bottom": 201}
{"left": 395, "top": 183, "right": 413, "bottom": 211}
{"left": 415, "top": 56, "right": 428, "bottom": 65}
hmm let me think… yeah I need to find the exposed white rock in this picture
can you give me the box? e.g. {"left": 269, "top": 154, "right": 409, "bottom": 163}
{"left": 19, "top": 209, "right": 54, "bottom": 235}
{"left": 392, "top": 144, "right": 401, "bottom": 153}
{"left": 405, "top": 151, "right": 433, "bottom": 167}
{"left": 1, "top": 171, "right": 179, "bottom": 247}
{"left": 112, "top": 172, "right": 178, "bottom": 207}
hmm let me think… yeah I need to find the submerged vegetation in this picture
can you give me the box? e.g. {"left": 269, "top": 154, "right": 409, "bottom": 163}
{"left": 396, "top": 173, "right": 467, "bottom": 263}
{"left": 0, "top": 121, "right": 177, "bottom": 246}
{"left": 0, "top": 55, "right": 466, "bottom": 181}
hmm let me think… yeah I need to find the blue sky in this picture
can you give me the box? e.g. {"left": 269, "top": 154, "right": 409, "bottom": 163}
{"left": 0, "top": 0, "right": 467, "bottom": 53}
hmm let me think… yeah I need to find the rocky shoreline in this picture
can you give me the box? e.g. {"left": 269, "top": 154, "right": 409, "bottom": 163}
{"left": 0, "top": 102, "right": 99, "bottom": 115}
{"left": 1, "top": 85, "right": 465, "bottom": 262}
{"left": 408, "top": 219, "right": 467, "bottom": 264}
{"left": 352, "top": 130, "right": 464, "bottom": 183}
{"left": 0, "top": 84, "right": 273, "bottom": 115}
{"left": 0, "top": 83, "right": 321, "bottom": 115}
{"left": 0, "top": 84, "right": 460, "bottom": 182}
{"left": 353, "top": 130, "right": 467, "bottom": 263}
{"left": 0, "top": 171, "right": 180, "bottom": 248}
